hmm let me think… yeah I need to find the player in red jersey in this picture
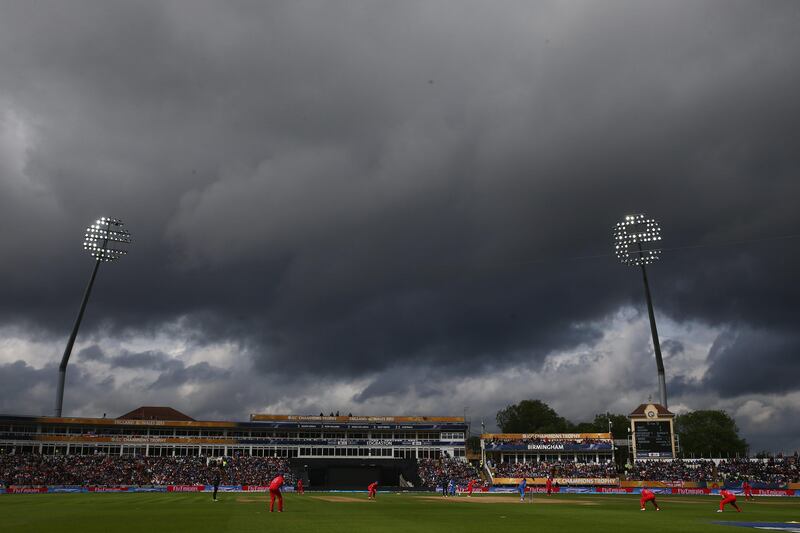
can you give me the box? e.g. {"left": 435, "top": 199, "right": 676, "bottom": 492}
{"left": 546, "top": 476, "right": 553, "bottom": 496}
{"left": 269, "top": 474, "right": 285, "bottom": 512}
{"left": 467, "top": 479, "right": 475, "bottom": 497}
{"left": 742, "top": 481, "right": 754, "bottom": 501}
{"left": 368, "top": 481, "right": 378, "bottom": 500}
{"left": 640, "top": 488, "right": 661, "bottom": 511}
{"left": 718, "top": 489, "right": 741, "bottom": 513}
{"left": 297, "top": 478, "right": 304, "bottom": 495}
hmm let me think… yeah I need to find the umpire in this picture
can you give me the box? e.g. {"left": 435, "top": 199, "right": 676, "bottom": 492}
{"left": 212, "top": 469, "right": 221, "bottom": 502}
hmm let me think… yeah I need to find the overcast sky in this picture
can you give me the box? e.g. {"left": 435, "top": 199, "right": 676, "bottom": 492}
{"left": 1, "top": 0, "right": 799, "bottom": 453}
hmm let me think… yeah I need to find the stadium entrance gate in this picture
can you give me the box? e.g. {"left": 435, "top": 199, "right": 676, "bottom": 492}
{"left": 294, "top": 458, "right": 420, "bottom": 490}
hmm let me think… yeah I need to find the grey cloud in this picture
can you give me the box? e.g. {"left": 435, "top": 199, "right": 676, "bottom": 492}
{"left": 661, "top": 339, "right": 684, "bottom": 358}
{"left": 111, "top": 350, "right": 175, "bottom": 370}
{"left": 77, "top": 344, "right": 105, "bottom": 361}
{"left": 0, "top": 1, "right": 799, "bottom": 449}
{"left": 702, "top": 328, "right": 800, "bottom": 398}
{"left": 149, "top": 361, "right": 231, "bottom": 389}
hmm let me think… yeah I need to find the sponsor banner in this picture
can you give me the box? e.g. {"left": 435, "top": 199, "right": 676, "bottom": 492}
{"left": 204, "top": 485, "right": 241, "bottom": 492}
{"left": 525, "top": 486, "right": 562, "bottom": 494}
{"left": 485, "top": 443, "right": 612, "bottom": 452}
{"left": 596, "top": 487, "right": 634, "bottom": 493}
{"left": 7, "top": 487, "right": 48, "bottom": 494}
{"left": 88, "top": 487, "right": 130, "bottom": 492}
{"left": 559, "top": 487, "right": 594, "bottom": 493}
{"left": 671, "top": 487, "right": 711, "bottom": 495}
{"left": 635, "top": 451, "right": 675, "bottom": 459}
{"left": 492, "top": 477, "right": 618, "bottom": 486}
{"left": 241, "top": 438, "right": 456, "bottom": 447}
{"left": 751, "top": 489, "right": 795, "bottom": 497}
{"left": 553, "top": 477, "right": 617, "bottom": 486}
{"left": 789, "top": 483, "right": 800, "bottom": 491}
{"left": 167, "top": 485, "right": 205, "bottom": 492}
{"left": 129, "top": 487, "right": 167, "bottom": 493}
{"left": 29, "top": 416, "right": 237, "bottom": 429}
{"left": 482, "top": 433, "right": 611, "bottom": 440}
{"left": 36, "top": 434, "right": 234, "bottom": 445}
{"left": 49, "top": 487, "right": 83, "bottom": 493}
{"left": 241, "top": 485, "right": 270, "bottom": 492}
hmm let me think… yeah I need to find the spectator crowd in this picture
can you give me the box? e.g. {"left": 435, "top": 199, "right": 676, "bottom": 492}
{"left": 417, "top": 458, "right": 482, "bottom": 489}
{"left": 492, "top": 460, "right": 618, "bottom": 479}
{"left": 625, "top": 459, "right": 715, "bottom": 481}
{"left": 716, "top": 458, "right": 798, "bottom": 484}
{"left": 0, "top": 454, "right": 293, "bottom": 487}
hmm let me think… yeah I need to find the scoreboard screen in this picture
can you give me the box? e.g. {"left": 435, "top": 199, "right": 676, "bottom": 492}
{"left": 634, "top": 420, "right": 674, "bottom": 458}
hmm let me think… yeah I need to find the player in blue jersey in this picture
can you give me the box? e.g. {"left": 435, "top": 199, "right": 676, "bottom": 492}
{"left": 518, "top": 477, "right": 527, "bottom": 502}
{"left": 448, "top": 479, "right": 457, "bottom": 496}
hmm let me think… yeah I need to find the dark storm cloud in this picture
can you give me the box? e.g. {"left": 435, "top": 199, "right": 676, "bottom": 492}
{"left": 149, "top": 361, "right": 230, "bottom": 389}
{"left": 661, "top": 339, "right": 684, "bottom": 358}
{"left": 702, "top": 328, "right": 800, "bottom": 397}
{"left": 0, "top": 0, "right": 799, "bottom": 442}
{"left": 77, "top": 345, "right": 105, "bottom": 361}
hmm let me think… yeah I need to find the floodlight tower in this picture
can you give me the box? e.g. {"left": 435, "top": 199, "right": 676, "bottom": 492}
{"left": 613, "top": 214, "right": 667, "bottom": 408}
{"left": 55, "top": 217, "right": 131, "bottom": 417}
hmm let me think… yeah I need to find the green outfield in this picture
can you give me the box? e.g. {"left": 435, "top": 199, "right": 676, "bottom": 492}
{"left": 2, "top": 492, "right": 799, "bottom": 533}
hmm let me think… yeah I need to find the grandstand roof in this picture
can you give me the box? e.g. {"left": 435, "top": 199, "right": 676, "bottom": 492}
{"left": 629, "top": 403, "right": 674, "bottom": 418}
{"left": 117, "top": 406, "right": 195, "bottom": 421}
{"left": 250, "top": 414, "right": 465, "bottom": 423}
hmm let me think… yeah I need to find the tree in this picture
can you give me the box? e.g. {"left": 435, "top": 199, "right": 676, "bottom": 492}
{"left": 674, "top": 410, "right": 748, "bottom": 457}
{"left": 590, "top": 413, "right": 630, "bottom": 440}
{"left": 495, "top": 399, "right": 571, "bottom": 433}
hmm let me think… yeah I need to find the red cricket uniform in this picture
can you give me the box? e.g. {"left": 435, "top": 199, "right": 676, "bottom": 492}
{"left": 546, "top": 477, "right": 553, "bottom": 495}
{"left": 742, "top": 481, "right": 753, "bottom": 500}
{"left": 297, "top": 479, "right": 304, "bottom": 495}
{"left": 467, "top": 480, "right": 474, "bottom": 496}
{"left": 719, "top": 490, "right": 741, "bottom": 512}
{"left": 368, "top": 482, "right": 378, "bottom": 499}
{"left": 640, "top": 489, "right": 660, "bottom": 510}
{"left": 269, "top": 475, "right": 284, "bottom": 512}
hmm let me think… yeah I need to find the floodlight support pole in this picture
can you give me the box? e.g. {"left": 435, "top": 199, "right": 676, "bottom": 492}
{"left": 55, "top": 258, "right": 102, "bottom": 417}
{"left": 639, "top": 262, "right": 667, "bottom": 408}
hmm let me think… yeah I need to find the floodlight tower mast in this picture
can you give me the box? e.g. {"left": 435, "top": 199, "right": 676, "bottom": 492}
{"left": 55, "top": 217, "right": 131, "bottom": 417}
{"left": 613, "top": 214, "right": 667, "bottom": 408}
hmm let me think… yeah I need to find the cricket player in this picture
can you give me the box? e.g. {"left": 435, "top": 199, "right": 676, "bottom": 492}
{"left": 368, "top": 481, "right": 378, "bottom": 499}
{"left": 640, "top": 488, "right": 660, "bottom": 511}
{"left": 448, "top": 479, "right": 457, "bottom": 497}
{"left": 518, "top": 478, "right": 527, "bottom": 502}
{"left": 742, "top": 481, "right": 754, "bottom": 501}
{"left": 297, "top": 478, "right": 304, "bottom": 495}
{"left": 546, "top": 476, "right": 553, "bottom": 496}
{"left": 269, "top": 473, "right": 285, "bottom": 512}
{"left": 718, "top": 489, "right": 742, "bottom": 513}
{"left": 467, "top": 479, "right": 475, "bottom": 497}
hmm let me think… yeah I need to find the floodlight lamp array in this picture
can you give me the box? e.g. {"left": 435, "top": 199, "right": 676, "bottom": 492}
{"left": 613, "top": 213, "right": 662, "bottom": 267}
{"left": 82, "top": 217, "right": 132, "bottom": 262}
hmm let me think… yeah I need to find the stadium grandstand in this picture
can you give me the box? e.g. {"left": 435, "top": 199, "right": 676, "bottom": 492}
{"left": 1, "top": 405, "right": 798, "bottom": 493}
{"left": 481, "top": 432, "right": 619, "bottom": 487}
{"left": 0, "top": 407, "right": 472, "bottom": 490}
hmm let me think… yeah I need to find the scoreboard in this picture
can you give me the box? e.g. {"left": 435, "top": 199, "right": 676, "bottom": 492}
{"left": 633, "top": 420, "right": 674, "bottom": 458}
